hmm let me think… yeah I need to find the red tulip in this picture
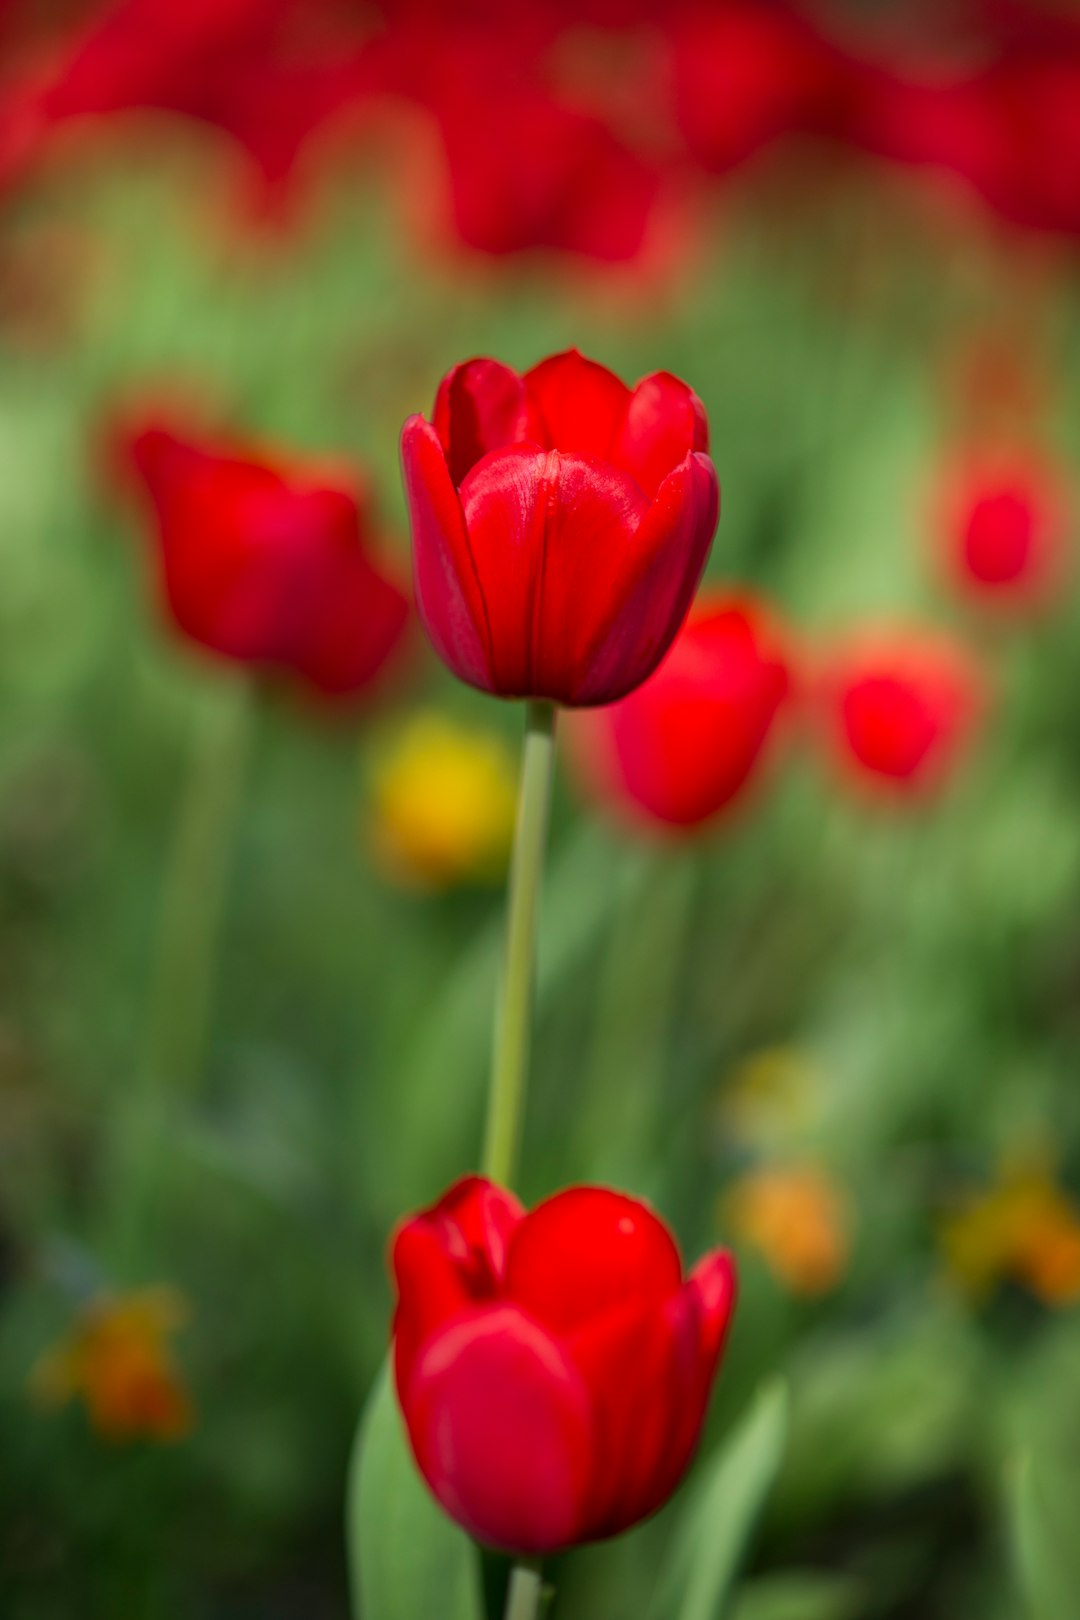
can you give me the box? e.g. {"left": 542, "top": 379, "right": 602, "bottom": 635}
{"left": 939, "top": 451, "right": 1067, "bottom": 606}
{"left": 123, "top": 419, "right": 410, "bottom": 697}
{"left": 435, "top": 81, "right": 662, "bottom": 263}
{"left": 1, "top": 0, "right": 379, "bottom": 202}
{"left": 392, "top": 1175, "right": 737, "bottom": 1555}
{"left": 671, "top": 1, "right": 855, "bottom": 175}
{"left": 822, "top": 629, "right": 983, "bottom": 794}
{"left": 568, "top": 593, "right": 790, "bottom": 832}
{"left": 400, "top": 349, "right": 719, "bottom": 706}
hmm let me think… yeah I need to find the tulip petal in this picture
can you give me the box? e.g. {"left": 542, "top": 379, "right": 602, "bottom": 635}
{"left": 648, "top": 1250, "right": 738, "bottom": 1511}
{"left": 433, "top": 358, "right": 540, "bottom": 486}
{"left": 458, "top": 448, "right": 650, "bottom": 701}
{"left": 293, "top": 557, "right": 409, "bottom": 697}
{"left": 391, "top": 1176, "right": 526, "bottom": 1396}
{"left": 426, "top": 1174, "right": 526, "bottom": 1282}
{"left": 505, "top": 1186, "right": 683, "bottom": 1334}
{"left": 574, "top": 450, "right": 719, "bottom": 705}
{"left": 565, "top": 1295, "right": 684, "bottom": 1539}
{"left": 612, "top": 372, "right": 710, "bottom": 500}
{"left": 401, "top": 414, "right": 496, "bottom": 692}
{"left": 523, "top": 349, "right": 631, "bottom": 459}
{"left": 403, "top": 1305, "right": 595, "bottom": 1555}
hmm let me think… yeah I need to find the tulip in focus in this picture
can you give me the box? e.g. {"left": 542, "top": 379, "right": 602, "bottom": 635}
{"left": 30, "top": 1286, "right": 192, "bottom": 1442}
{"left": 567, "top": 593, "right": 790, "bottom": 832}
{"left": 725, "top": 1163, "right": 850, "bottom": 1297}
{"left": 939, "top": 452, "right": 1068, "bottom": 608}
{"left": 942, "top": 1158, "right": 1080, "bottom": 1307}
{"left": 401, "top": 348, "right": 719, "bottom": 706}
{"left": 122, "top": 418, "right": 410, "bottom": 698}
{"left": 366, "top": 710, "right": 517, "bottom": 890}
{"left": 392, "top": 1175, "right": 736, "bottom": 1554}
{"left": 821, "top": 629, "right": 983, "bottom": 795}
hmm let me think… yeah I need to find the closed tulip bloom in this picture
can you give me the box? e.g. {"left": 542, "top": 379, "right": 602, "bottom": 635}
{"left": 939, "top": 453, "right": 1067, "bottom": 606}
{"left": 567, "top": 593, "right": 790, "bottom": 832}
{"left": 823, "top": 630, "right": 982, "bottom": 793}
{"left": 124, "top": 421, "right": 410, "bottom": 698}
{"left": 400, "top": 349, "right": 719, "bottom": 706}
{"left": 392, "top": 1175, "right": 737, "bottom": 1555}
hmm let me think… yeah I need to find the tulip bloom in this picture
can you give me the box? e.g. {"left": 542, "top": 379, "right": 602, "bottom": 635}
{"left": 822, "top": 630, "right": 982, "bottom": 794}
{"left": 938, "top": 453, "right": 1067, "bottom": 607}
{"left": 124, "top": 420, "right": 410, "bottom": 698}
{"left": 392, "top": 1175, "right": 737, "bottom": 1554}
{"left": 401, "top": 349, "right": 719, "bottom": 706}
{"left": 567, "top": 593, "right": 790, "bottom": 832}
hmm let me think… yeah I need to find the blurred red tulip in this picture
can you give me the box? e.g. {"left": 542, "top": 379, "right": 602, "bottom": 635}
{"left": 671, "top": 1, "right": 854, "bottom": 175}
{"left": 392, "top": 1175, "right": 737, "bottom": 1554}
{"left": 401, "top": 348, "right": 718, "bottom": 706}
{"left": 371, "top": 13, "right": 666, "bottom": 263}
{"left": 567, "top": 593, "right": 791, "bottom": 832}
{"left": 845, "top": 15, "right": 1080, "bottom": 239}
{"left": 123, "top": 419, "right": 410, "bottom": 698}
{"left": 437, "top": 82, "right": 662, "bottom": 262}
{"left": 821, "top": 629, "right": 983, "bottom": 795}
{"left": 1, "top": 0, "right": 380, "bottom": 200}
{"left": 938, "top": 451, "right": 1068, "bottom": 607}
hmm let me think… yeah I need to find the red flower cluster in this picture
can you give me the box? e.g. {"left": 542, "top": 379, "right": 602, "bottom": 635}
{"left": 122, "top": 417, "right": 410, "bottom": 698}
{"left": 8, "top": 0, "right": 1080, "bottom": 254}
{"left": 392, "top": 1175, "right": 737, "bottom": 1555}
{"left": 402, "top": 349, "right": 718, "bottom": 706}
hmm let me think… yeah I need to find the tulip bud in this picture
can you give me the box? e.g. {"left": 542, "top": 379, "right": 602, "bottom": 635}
{"left": 567, "top": 592, "right": 790, "bottom": 832}
{"left": 819, "top": 628, "right": 983, "bottom": 795}
{"left": 400, "top": 348, "right": 719, "bottom": 707}
{"left": 121, "top": 417, "right": 410, "bottom": 699}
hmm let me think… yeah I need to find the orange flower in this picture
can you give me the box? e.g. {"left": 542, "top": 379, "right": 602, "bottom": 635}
{"left": 30, "top": 1287, "right": 193, "bottom": 1443}
{"left": 725, "top": 1163, "right": 850, "bottom": 1297}
{"left": 942, "top": 1162, "right": 1080, "bottom": 1307}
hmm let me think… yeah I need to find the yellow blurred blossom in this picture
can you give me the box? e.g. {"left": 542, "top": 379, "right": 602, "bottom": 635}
{"left": 367, "top": 711, "right": 517, "bottom": 890}
{"left": 718, "top": 1046, "right": 824, "bottom": 1149}
{"left": 30, "top": 1286, "right": 193, "bottom": 1443}
{"left": 941, "top": 1160, "right": 1080, "bottom": 1306}
{"left": 725, "top": 1163, "right": 851, "bottom": 1296}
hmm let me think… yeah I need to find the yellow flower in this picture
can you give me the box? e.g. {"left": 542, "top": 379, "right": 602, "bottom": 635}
{"left": 367, "top": 712, "right": 518, "bottom": 891}
{"left": 725, "top": 1163, "right": 851, "bottom": 1297}
{"left": 30, "top": 1287, "right": 193, "bottom": 1443}
{"left": 942, "top": 1159, "right": 1080, "bottom": 1306}
{"left": 718, "top": 1046, "right": 823, "bottom": 1150}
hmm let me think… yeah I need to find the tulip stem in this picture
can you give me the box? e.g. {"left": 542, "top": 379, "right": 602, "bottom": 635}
{"left": 111, "top": 678, "right": 254, "bottom": 1259}
{"left": 504, "top": 1560, "right": 544, "bottom": 1620}
{"left": 483, "top": 700, "right": 557, "bottom": 1189}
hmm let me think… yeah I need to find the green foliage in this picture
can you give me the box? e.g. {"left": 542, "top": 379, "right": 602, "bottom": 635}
{"left": 1010, "top": 1449, "right": 1080, "bottom": 1620}
{"left": 650, "top": 1383, "right": 790, "bottom": 1620}
{"left": 346, "top": 1364, "right": 483, "bottom": 1620}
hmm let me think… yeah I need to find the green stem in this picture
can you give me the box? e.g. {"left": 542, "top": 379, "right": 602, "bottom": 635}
{"left": 504, "top": 1560, "right": 544, "bottom": 1620}
{"left": 111, "top": 678, "right": 254, "bottom": 1257}
{"left": 482, "top": 700, "right": 557, "bottom": 1189}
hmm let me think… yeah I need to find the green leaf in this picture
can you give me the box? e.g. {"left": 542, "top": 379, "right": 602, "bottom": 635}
{"left": 728, "top": 1572, "right": 862, "bottom": 1620}
{"left": 1010, "top": 1451, "right": 1080, "bottom": 1620}
{"left": 650, "top": 1381, "right": 790, "bottom": 1620}
{"left": 346, "top": 1362, "right": 483, "bottom": 1620}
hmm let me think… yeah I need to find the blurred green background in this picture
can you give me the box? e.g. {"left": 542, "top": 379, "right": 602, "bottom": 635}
{"left": 3, "top": 111, "right": 1080, "bottom": 1620}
